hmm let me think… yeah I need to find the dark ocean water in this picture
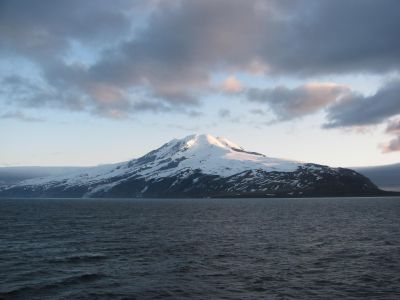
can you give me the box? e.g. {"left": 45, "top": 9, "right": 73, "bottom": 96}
{"left": 1, "top": 197, "right": 400, "bottom": 300}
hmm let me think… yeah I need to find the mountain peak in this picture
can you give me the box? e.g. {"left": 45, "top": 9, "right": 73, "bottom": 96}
{"left": 181, "top": 134, "right": 243, "bottom": 151}
{"left": 0, "top": 133, "right": 383, "bottom": 198}
{"left": 132, "top": 133, "right": 301, "bottom": 179}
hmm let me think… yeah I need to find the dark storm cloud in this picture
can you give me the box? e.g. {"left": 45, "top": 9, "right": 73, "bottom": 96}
{"left": 87, "top": 0, "right": 267, "bottom": 103}
{"left": 247, "top": 83, "right": 350, "bottom": 120}
{"left": 0, "top": 0, "right": 135, "bottom": 61}
{"left": 324, "top": 79, "right": 400, "bottom": 128}
{"left": 1, "top": 0, "right": 400, "bottom": 120}
{"left": 262, "top": 0, "right": 400, "bottom": 75}
{"left": 93, "top": 0, "right": 400, "bottom": 88}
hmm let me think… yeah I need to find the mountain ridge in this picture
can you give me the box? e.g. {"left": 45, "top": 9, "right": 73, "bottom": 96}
{"left": 0, "top": 134, "right": 393, "bottom": 198}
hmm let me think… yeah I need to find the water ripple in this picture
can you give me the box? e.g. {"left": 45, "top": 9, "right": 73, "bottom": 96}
{"left": 0, "top": 197, "right": 400, "bottom": 299}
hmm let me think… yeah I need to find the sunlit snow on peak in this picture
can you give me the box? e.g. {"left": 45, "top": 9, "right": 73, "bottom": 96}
{"left": 138, "top": 133, "right": 301, "bottom": 178}
{"left": 181, "top": 134, "right": 243, "bottom": 151}
{"left": 16, "top": 134, "right": 302, "bottom": 189}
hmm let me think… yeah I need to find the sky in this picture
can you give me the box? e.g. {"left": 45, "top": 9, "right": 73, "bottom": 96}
{"left": 0, "top": 0, "right": 400, "bottom": 168}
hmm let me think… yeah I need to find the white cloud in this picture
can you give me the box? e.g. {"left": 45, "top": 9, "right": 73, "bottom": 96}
{"left": 220, "top": 76, "right": 243, "bottom": 93}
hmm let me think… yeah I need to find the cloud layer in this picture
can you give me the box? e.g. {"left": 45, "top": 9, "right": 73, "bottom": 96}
{"left": 382, "top": 119, "right": 400, "bottom": 153}
{"left": 324, "top": 79, "right": 400, "bottom": 128}
{"left": 0, "top": 0, "right": 400, "bottom": 152}
{"left": 247, "top": 83, "right": 350, "bottom": 121}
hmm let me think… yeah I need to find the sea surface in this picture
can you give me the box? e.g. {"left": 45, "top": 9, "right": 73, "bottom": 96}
{"left": 1, "top": 197, "right": 400, "bottom": 300}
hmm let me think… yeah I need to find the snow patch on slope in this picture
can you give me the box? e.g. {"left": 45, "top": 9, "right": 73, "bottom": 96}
{"left": 10, "top": 134, "right": 302, "bottom": 189}
{"left": 132, "top": 134, "right": 301, "bottom": 178}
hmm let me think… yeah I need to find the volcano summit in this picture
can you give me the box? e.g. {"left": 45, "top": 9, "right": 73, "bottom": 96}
{"left": 0, "top": 134, "right": 385, "bottom": 198}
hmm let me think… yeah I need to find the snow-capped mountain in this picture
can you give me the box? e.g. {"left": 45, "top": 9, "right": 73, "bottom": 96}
{"left": 0, "top": 134, "right": 386, "bottom": 198}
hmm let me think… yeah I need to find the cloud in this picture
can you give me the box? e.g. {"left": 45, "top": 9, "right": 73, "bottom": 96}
{"left": 0, "top": 74, "right": 96, "bottom": 112}
{"left": 220, "top": 76, "right": 243, "bottom": 93}
{"left": 381, "top": 119, "right": 400, "bottom": 153}
{"left": 249, "top": 109, "right": 266, "bottom": 115}
{"left": 0, "top": 0, "right": 139, "bottom": 80}
{"left": 245, "top": 79, "right": 400, "bottom": 131}
{"left": 324, "top": 79, "right": 400, "bottom": 128}
{"left": 218, "top": 109, "right": 231, "bottom": 118}
{"left": 386, "top": 119, "right": 400, "bottom": 135}
{"left": 0, "top": 111, "right": 44, "bottom": 122}
{"left": 1, "top": 0, "right": 400, "bottom": 119}
{"left": 168, "top": 123, "right": 200, "bottom": 132}
{"left": 217, "top": 108, "right": 242, "bottom": 123}
{"left": 262, "top": 0, "right": 400, "bottom": 76}
{"left": 247, "top": 82, "right": 350, "bottom": 120}
{"left": 382, "top": 137, "right": 400, "bottom": 153}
